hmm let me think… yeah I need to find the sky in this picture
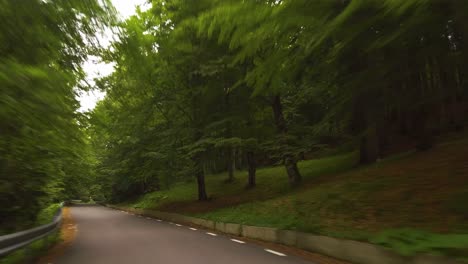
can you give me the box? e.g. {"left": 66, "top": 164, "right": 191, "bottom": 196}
{"left": 77, "top": 0, "right": 150, "bottom": 112}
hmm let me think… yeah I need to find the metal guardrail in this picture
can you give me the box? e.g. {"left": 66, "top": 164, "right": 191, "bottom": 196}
{"left": 0, "top": 204, "right": 63, "bottom": 258}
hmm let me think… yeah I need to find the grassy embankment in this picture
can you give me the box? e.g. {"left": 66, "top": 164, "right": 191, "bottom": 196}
{"left": 123, "top": 135, "right": 468, "bottom": 259}
{"left": 0, "top": 203, "right": 62, "bottom": 264}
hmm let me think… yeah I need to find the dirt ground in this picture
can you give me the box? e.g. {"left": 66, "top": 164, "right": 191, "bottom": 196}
{"left": 37, "top": 207, "right": 77, "bottom": 264}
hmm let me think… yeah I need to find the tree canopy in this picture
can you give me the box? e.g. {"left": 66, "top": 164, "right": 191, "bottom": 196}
{"left": 89, "top": 0, "right": 468, "bottom": 202}
{"left": 0, "top": 0, "right": 114, "bottom": 233}
{"left": 1, "top": 0, "right": 467, "bottom": 232}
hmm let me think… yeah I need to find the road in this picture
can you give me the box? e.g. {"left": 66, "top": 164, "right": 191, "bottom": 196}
{"left": 57, "top": 205, "right": 315, "bottom": 264}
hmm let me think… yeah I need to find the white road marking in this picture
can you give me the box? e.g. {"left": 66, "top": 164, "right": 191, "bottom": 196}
{"left": 230, "top": 239, "right": 245, "bottom": 244}
{"left": 189, "top": 228, "right": 197, "bottom": 231}
{"left": 206, "top": 232, "right": 217, "bottom": 236}
{"left": 264, "top": 249, "right": 286, "bottom": 256}
{"left": 156, "top": 219, "right": 162, "bottom": 222}
{"left": 231, "top": 238, "right": 245, "bottom": 244}
{"left": 175, "top": 224, "right": 182, "bottom": 227}
{"left": 146, "top": 217, "right": 151, "bottom": 220}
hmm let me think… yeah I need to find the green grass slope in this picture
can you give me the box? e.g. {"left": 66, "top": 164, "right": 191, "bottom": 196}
{"left": 124, "top": 152, "right": 358, "bottom": 213}
{"left": 124, "top": 137, "right": 468, "bottom": 258}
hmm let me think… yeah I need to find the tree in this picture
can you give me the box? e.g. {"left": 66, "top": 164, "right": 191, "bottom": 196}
{"left": 0, "top": 0, "right": 114, "bottom": 232}
{"left": 88, "top": 0, "right": 468, "bottom": 204}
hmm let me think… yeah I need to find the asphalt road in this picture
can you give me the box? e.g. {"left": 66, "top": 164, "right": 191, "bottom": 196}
{"left": 57, "top": 205, "right": 315, "bottom": 264}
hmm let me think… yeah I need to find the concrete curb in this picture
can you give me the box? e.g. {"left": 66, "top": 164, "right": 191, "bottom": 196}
{"left": 242, "top": 225, "right": 278, "bottom": 242}
{"left": 106, "top": 205, "right": 465, "bottom": 264}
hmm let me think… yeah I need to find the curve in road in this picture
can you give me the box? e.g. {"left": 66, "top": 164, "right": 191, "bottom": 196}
{"left": 57, "top": 205, "right": 315, "bottom": 264}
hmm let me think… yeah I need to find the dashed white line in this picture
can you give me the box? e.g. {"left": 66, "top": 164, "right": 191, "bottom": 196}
{"left": 189, "top": 228, "right": 197, "bottom": 231}
{"left": 230, "top": 239, "right": 245, "bottom": 244}
{"left": 206, "top": 232, "right": 217, "bottom": 236}
{"left": 146, "top": 217, "right": 151, "bottom": 220}
{"left": 156, "top": 219, "right": 162, "bottom": 222}
{"left": 175, "top": 224, "right": 182, "bottom": 227}
{"left": 264, "top": 249, "right": 286, "bottom": 256}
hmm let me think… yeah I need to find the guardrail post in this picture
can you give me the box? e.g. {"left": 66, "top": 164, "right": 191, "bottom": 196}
{"left": 23, "top": 244, "right": 32, "bottom": 263}
{"left": 43, "top": 233, "right": 50, "bottom": 251}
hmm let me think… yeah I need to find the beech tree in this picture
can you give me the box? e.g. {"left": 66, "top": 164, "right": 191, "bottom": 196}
{"left": 88, "top": 0, "right": 468, "bottom": 201}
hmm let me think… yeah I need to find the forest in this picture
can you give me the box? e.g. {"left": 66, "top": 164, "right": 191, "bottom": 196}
{"left": 90, "top": 0, "right": 468, "bottom": 203}
{"left": 1, "top": 0, "right": 468, "bottom": 240}
{"left": 0, "top": 0, "right": 114, "bottom": 233}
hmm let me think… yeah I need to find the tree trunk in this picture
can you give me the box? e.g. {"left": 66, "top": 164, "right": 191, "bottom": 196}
{"left": 272, "top": 95, "right": 287, "bottom": 132}
{"left": 226, "top": 148, "right": 235, "bottom": 182}
{"left": 191, "top": 84, "right": 208, "bottom": 200}
{"left": 377, "top": 119, "right": 388, "bottom": 158}
{"left": 193, "top": 154, "right": 208, "bottom": 201}
{"left": 246, "top": 151, "right": 256, "bottom": 188}
{"left": 360, "top": 125, "right": 379, "bottom": 164}
{"left": 271, "top": 95, "right": 302, "bottom": 185}
{"left": 285, "top": 156, "right": 301, "bottom": 185}
{"left": 415, "top": 105, "right": 434, "bottom": 151}
{"left": 196, "top": 172, "right": 208, "bottom": 201}
{"left": 224, "top": 89, "right": 236, "bottom": 183}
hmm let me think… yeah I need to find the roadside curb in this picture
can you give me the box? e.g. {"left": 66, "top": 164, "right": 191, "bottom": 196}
{"left": 106, "top": 205, "right": 464, "bottom": 264}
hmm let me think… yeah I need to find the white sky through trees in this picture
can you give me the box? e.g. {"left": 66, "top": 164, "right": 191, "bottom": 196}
{"left": 78, "top": 0, "right": 150, "bottom": 112}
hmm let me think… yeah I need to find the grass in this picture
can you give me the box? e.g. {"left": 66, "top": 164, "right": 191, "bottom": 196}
{"left": 0, "top": 203, "right": 62, "bottom": 264}
{"left": 36, "top": 203, "right": 62, "bottom": 225}
{"left": 123, "top": 152, "right": 358, "bottom": 212}
{"left": 370, "top": 229, "right": 468, "bottom": 258}
{"left": 124, "top": 136, "right": 468, "bottom": 259}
